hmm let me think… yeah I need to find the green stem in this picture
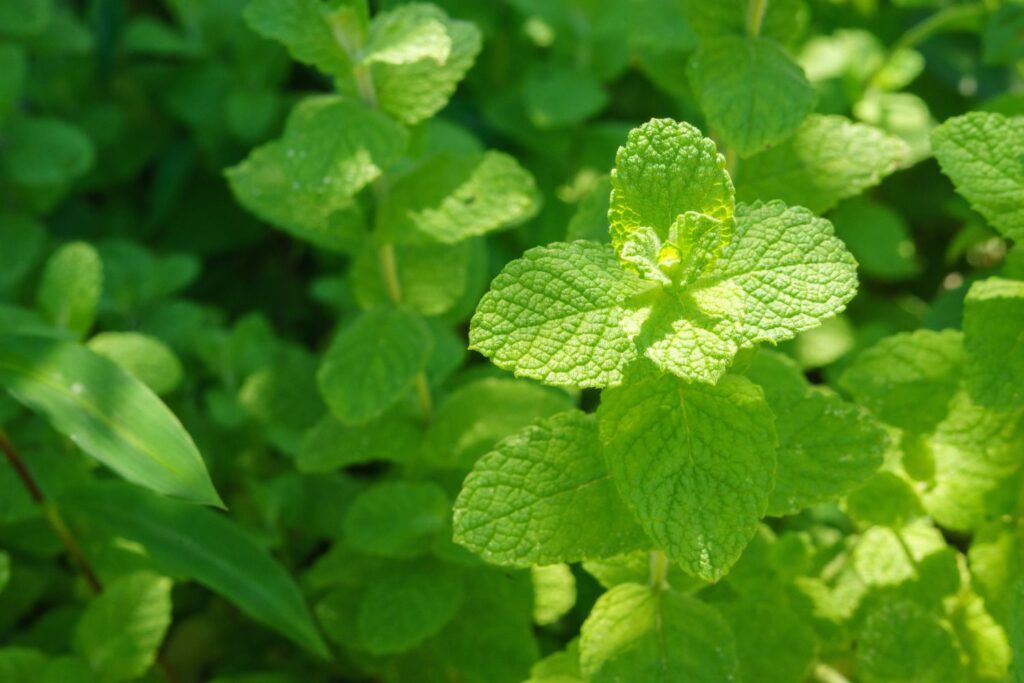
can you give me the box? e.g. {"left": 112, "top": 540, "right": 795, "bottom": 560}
{"left": 377, "top": 243, "right": 404, "bottom": 304}
{"left": 746, "top": 0, "right": 769, "bottom": 37}
{"left": 648, "top": 550, "right": 670, "bottom": 592}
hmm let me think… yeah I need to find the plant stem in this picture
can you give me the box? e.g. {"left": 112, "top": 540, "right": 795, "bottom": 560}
{"left": 377, "top": 243, "right": 404, "bottom": 304}
{"left": 648, "top": 550, "right": 670, "bottom": 592}
{"left": 746, "top": 0, "right": 769, "bottom": 37}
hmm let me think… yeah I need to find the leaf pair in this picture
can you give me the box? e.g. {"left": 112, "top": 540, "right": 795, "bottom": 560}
{"left": 470, "top": 119, "right": 858, "bottom": 388}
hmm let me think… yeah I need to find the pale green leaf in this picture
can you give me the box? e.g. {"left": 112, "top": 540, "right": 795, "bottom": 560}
{"left": 73, "top": 572, "right": 172, "bottom": 682}
{"left": 0, "top": 335, "right": 221, "bottom": 506}
{"left": 737, "top": 115, "right": 908, "bottom": 214}
{"left": 423, "top": 377, "right": 574, "bottom": 468}
{"left": 856, "top": 600, "right": 966, "bottom": 683}
{"left": 532, "top": 564, "right": 576, "bottom": 625}
{"left": 609, "top": 118, "right": 734, "bottom": 261}
{"left": 63, "top": 481, "right": 327, "bottom": 657}
{"left": 357, "top": 562, "right": 463, "bottom": 654}
{"left": 963, "top": 277, "right": 1024, "bottom": 408}
{"left": 837, "top": 329, "right": 966, "bottom": 434}
{"left": 932, "top": 112, "right": 1024, "bottom": 242}
{"left": 226, "top": 96, "right": 407, "bottom": 250}
{"left": 598, "top": 366, "right": 776, "bottom": 581}
{"left": 361, "top": 3, "right": 450, "bottom": 66}
{"left": 468, "top": 241, "right": 653, "bottom": 388}
{"left": 453, "top": 411, "right": 647, "bottom": 566}
{"left": 688, "top": 36, "right": 814, "bottom": 157}
{"left": 845, "top": 472, "right": 924, "bottom": 529}
{"left": 1010, "top": 580, "right": 1024, "bottom": 683}
{"left": 243, "top": 0, "right": 352, "bottom": 78}
{"left": 317, "top": 307, "right": 432, "bottom": 426}
{"left": 87, "top": 332, "right": 183, "bottom": 396}
{"left": 378, "top": 151, "right": 538, "bottom": 245}
{"left": 343, "top": 480, "right": 450, "bottom": 558}
{"left": 579, "top": 583, "right": 740, "bottom": 682}
{"left": 36, "top": 242, "right": 102, "bottom": 339}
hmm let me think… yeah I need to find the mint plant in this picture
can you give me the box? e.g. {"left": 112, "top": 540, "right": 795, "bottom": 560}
{"left": 1, "top": 0, "right": 1023, "bottom": 681}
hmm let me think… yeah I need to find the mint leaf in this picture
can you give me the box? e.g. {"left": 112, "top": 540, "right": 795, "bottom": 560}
{"left": 856, "top": 601, "right": 966, "bottom": 683}
{"left": 579, "top": 583, "right": 740, "bottom": 681}
{"left": 688, "top": 36, "right": 814, "bottom": 157}
{"left": 296, "top": 411, "right": 421, "bottom": 473}
{"left": 932, "top": 112, "right": 1024, "bottom": 242}
{"left": 361, "top": 3, "right": 451, "bottom": 66}
{"left": 422, "top": 377, "right": 574, "bottom": 469}
{"left": 737, "top": 115, "right": 908, "bottom": 213}
{"left": 226, "top": 96, "right": 407, "bottom": 250}
{"left": 317, "top": 307, "right": 432, "bottom": 426}
{"left": 469, "top": 241, "right": 654, "bottom": 388}
{"left": 746, "top": 351, "right": 887, "bottom": 515}
{"left": 532, "top": 564, "right": 576, "bottom": 625}
{"left": 87, "top": 332, "right": 184, "bottom": 396}
{"left": 963, "top": 277, "right": 1024, "bottom": 408}
{"left": 351, "top": 240, "right": 472, "bottom": 316}
{"left": 343, "top": 480, "right": 450, "bottom": 559}
{"left": 598, "top": 366, "right": 776, "bottom": 581}
{"left": 609, "top": 119, "right": 734, "bottom": 261}
{"left": 716, "top": 595, "right": 817, "bottom": 683}
{"left": 1011, "top": 580, "right": 1024, "bottom": 683}
{"left": 73, "top": 572, "right": 172, "bottom": 682}
{"left": 378, "top": 151, "right": 538, "bottom": 245}
{"left": 453, "top": 411, "right": 647, "bottom": 566}
{"left": 700, "top": 200, "right": 858, "bottom": 347}
{"left": 830, "top": 198, "right": 920, "bottom": 281}
{"left": 838, "top": 329, "right": 966, "bottom": 434}
{"left": 523, "top": 64, "right": 609, "bottom": 129}
{"left": 36, "top": 241, "right": 102, "bottom": 339}
{"left": 681, "top": 0, "right": 809, "bottom": 45}
{"left": 243, "top": 0, "right": 353, "bottom": 79}
{"left": 371, "top": 9, "right": 481, "bottom": 125}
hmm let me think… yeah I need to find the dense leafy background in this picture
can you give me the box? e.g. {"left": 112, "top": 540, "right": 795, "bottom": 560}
{"left": 0, "top": 0, "right": 1022, "bottom": 682}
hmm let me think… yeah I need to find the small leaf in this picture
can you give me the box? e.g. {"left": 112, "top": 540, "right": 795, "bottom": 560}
{"left": 73, "top": 572, "right": 172, "bottom": 682}
{"left": 0, "top": 335, "right": 221, "bottom": 506}
{"left": 87, "top": 332, "right": 184, "bottom": 396}
{"left": 360, "top": 3, "right": 451, "bottom": 66}
{"left": 36, "top": 242, "right": 103, "bottom": 339}
{"left": 963, "top": 277, "right": 1024, "bottom": 408}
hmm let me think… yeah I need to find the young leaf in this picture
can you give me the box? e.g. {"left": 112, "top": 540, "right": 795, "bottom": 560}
{"left": 453, "top": 411, "right": 647, "bottom": 566}
{"left": 0, "top": 335, "right": 222, "bottom": 507}
{"left": 469, "top": 241, "right": 654, "bottom": 388}
{"left": 226, "top": 96, "right": 407, "bottom": 249}
{"left": 36, "top": 242, "right": 102, "bottom": 339}
{"left": 963, "top": 277, "right": 1024, "bottom": 408}
{"left": 932, "top": 112, "right": 1024, "bottom": 242}
{"left": 73, "top": 572, "right": 172, "bottom": 682}
{"left": 837, "top": 329, "right": 965, "bottom": 434}
{"left": 317, "top": 307, "right": 432, "bottom": 426}
{"left": 598, "top": 366, "right": 776, "bottom": 581}
{"left": 62, "top": 481, "right": 328, "bottom": 658}
{"left": 609, "top": 119, "right": 734, "bottom": 261}
{"left": 532, "top": 564, "right": 576, "bottom": 625}
{"left": 87, "top": 332, "right": 184, "bottom": 396}
{"left": 687, "top": 36, "right": 814, "bottom": 157}
{"left": 737, "top": 115, "right": 908, "bottom": 214}
{"left": 243, "top": 0, "right": 353, "bottom": 79}
{"left": 360, "top": 3, "right": 451, "bottom": 66}
{"left": 579, "top": 583, "right": 740, "bottom": 681}
{"left": 377, "top": 151, "right": 538, "bottom": 245}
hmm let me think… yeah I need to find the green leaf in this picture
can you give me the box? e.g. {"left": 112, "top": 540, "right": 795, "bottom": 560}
{"left": 422, "top": 377, "right": 575, "bottom": 469}
{"left": 579, "top": 583, "right": 740, "bottom": 682}
{"left": 0, "top": 116, "right": 94, "bottom": 189}
{"left": 0, "top": 551, "right": 9, "bottom": 595}
{"left": 378, "top": 151, "right": 538, "bottom": 245}
{"left": 687, "top": 36, "right": 814, "bottom": 157}
{"left": 598, "top": 366, "right": 776, "bottom": 581}
{"left": 837, "top": 329, "right": 966, "bottom": 434}
{"left": 0, "top": 335, "right": 222, "bottom": 507}
{"left": 469, "top": 241, "right": 653, "bottom": 388}
{"left": 36, "top": 242, "right": 102, "bottom": 339}
{"left": 0, "top": 213, "right": 45, "bottom": 291}
{"left": 351, "top": 240, "right": 471, "bottom": 315}
{"left": 523, "top": 64, "right": 608, "bottom": 129}
{"left": 317, "top": 307, "right": 432, "bottom": 426}
{"left": 681, "top": 0, "right": 809, "bottom": 45}
{"left": 73, "top": 572, "right": 172, "bottom": 682}
{"left": 609, "top": 119, "right": 734, "bottom": 262}
{"left": 371, "top": 8, "right": 481, "bottom": 125}
{"left": 361, "top": 3, "right": 450, "bottom": 66}
{"left": 746, "top": 351, "right": 887, "bottom": 515}
{"left": 963, "top": 277, "right": 1024, "bottom": 408}
{"left": 62, "top": 481, "right": 328, "bottom": 657}
{"left": 296, "top": 411, "right": 421, "bottom": 473}
{"left": 243, "top": 0, "right": 352, "bottom": 79}
{"left": 1010, "top": 580, "right": 1024, "bottom": 683}
{"left": 0, "top": 43, "right": 25, "bottom": 123}
{"left": 830, "top": 198, "right": 920, "bottom": 281}
{"left": 699, "top": 200, "right": 858, "bottom": 347}
{"left": 0, "top": 0, "right": 53, "bottom": 38}
{"left": 226, "top": 96, "right": 407, "bottom": 250}
{"left": 716, "top": 595, "right": 817, "bottom": 683}
{"left": 846, "top": 472, "right": 924, "bottom": 529}
{"left": 87, "top": 332, "right": 184, "bottom": 396}
{"left": 343, "top": 480, "right": 450, "bottom": 559}
{"left": 531, "top": 564, "right": 576, "bottom": 625}
{"left": 453, "top": 411, "right": 647, "bottom": 566}
{"left": 932, "top": 112, "right": 1024, "bottom": 242}
{"left": 737, "top": 115, "right": 908, "bottom": 214}
{"left": 856, "top": 600, "right": 966, "bottom": 683}
{"left": 358, "top": 562, "right": 463, "bottom": 654}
